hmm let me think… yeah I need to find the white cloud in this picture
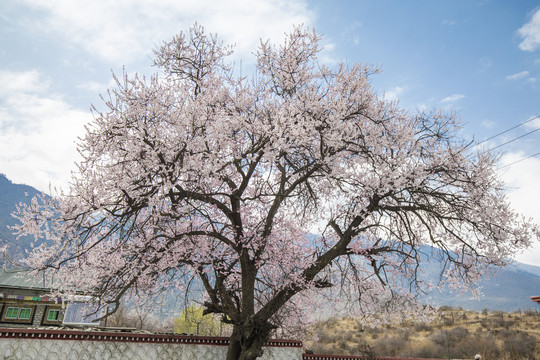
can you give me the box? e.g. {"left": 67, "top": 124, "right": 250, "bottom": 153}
{"left": 22, "top": 0, "right": 315, "bottom": 65}
{"left": 319, "top": 41, "right": 339, "bottom": 66}
{"left": 478, "top": 57, "right": 492, "bottom": 71}
{"left": 0, "top": 69, "right": 49, "bottom": 96}
{"left": 440, "top": 94, "right": 465, "bottom": 103}
{"left": 417, "top": 103, "right": 429, "bottom": 112}
{"left": 524, "top": 115, "right": 540, "bottom": 130}
{"left": 342, "top": 21, "right": 362, "bottom": 47}
{"left": 506, "top": 70, "right": 538, "bottom": 84}
{"left": 481, "top": 119, "right": 496, "bottom": 129}
{"left": 3, "top": 0, "right": 316, "bottom": 191}
{"left": 384, "top": 86, "right": 406, "bottom": 101}
{"left": 506, "top": 70, "right": 530, "bottom": 80}
{"left": 76, "top": 80, "right": 108, "bottom": 94}
{"left": 518, "top": 8, "right": 540, "bottom": 51}
{"left": 348, "top": 21, "right": 363, "bottom": 30}
{"left": 0, "top": 70, "right": 90, "bottom": 192}
{"left": 499, "top": 153, "right": 540, "bottom": 266}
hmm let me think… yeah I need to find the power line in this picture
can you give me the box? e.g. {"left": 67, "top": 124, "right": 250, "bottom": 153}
{"left": 469, "top": 114, "right": 540, "bottom": 169}
{"left": 476, "top": 114, "right": 540, "bottom": 146}
{"left": 488, "top": 127, "right": 540, "bottom": 152}
{"left": 499, "top": 152, "right": 540, "bottom": 169}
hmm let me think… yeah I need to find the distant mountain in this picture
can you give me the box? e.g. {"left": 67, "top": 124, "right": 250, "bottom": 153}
{"left": 511, "top": 262, "right": 540, "bottom": 277}
{"left": 0, "top": 174, "right": 43, "bottom": 261}
{"left": 0, "top": 174, "right": 539, "bottom": 312}
{"left": 424, "top": 261, "right": 540, "bottom": 312}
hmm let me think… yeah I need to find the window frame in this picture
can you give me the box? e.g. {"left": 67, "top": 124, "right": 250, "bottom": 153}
{"left": 1, "top": 305, "right": 35, "bottom": 324}
{"left": 41, "top": 305, "right": 63, "bottom": 325}
{"left": 5, "top": 307, "right": 20, "bottom": 319}
{"left": 46, "top": 309, "right": 60, "bottom": 321}
{"left": 18, "top": 307, "right": 32, "bottom": 320}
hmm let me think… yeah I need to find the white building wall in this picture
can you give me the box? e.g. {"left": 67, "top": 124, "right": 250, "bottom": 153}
{"left": 0, "top": 331, "right": 303, "bottom": 360}
{"left": 0, "top": 338, "right": 227, "bottom": 359}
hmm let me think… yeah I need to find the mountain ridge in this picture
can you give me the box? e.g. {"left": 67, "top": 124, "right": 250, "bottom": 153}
{"left": 1, "top": 174, "right": 539, "bottom": 311}
{"left": 0, "top": 174, "right": 43, "bottom": 261}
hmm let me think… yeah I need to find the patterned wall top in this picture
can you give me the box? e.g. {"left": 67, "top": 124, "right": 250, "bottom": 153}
{"left": 0, "top": 328, "right": 303, "bottom": 348}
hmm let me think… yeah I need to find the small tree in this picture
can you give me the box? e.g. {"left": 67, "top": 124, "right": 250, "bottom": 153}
{"left": 106, "top": 303, "right": 173, "bottom": 332}
{"left": 13, "top": 25, "right": 538, "bottom": 360}
{"left": 174, "top": 305, "right": 224, "bottom": 336}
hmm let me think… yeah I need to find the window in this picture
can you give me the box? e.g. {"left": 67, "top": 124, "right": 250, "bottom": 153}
{"left": 47, "top": 309, "right": 60, "bottom": 321}
{"left": 18, "top": 308, "right": 32, "bottom": 320}
{"left": 41, "top": 306, "right": 63, "bottom": 325}
{"left": 4, "top": 307, "right": 33, "bottom": 320}
{"left": 5, "top": 307, "right": 19, "bottom": 319}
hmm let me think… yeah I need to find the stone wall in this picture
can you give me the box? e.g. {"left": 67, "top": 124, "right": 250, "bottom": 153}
{"left": 32, "top": 304, "right": 46, "bottom": 327}
{"left": 0, "top": 328, "right": 304, "bottom": 360}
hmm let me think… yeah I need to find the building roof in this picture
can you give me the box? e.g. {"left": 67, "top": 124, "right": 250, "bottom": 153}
{"left": 0, "top": 269, "right": 53, "bottom": 291}
{"left": 530, "top": 295, "right": 540, "bottom": 304}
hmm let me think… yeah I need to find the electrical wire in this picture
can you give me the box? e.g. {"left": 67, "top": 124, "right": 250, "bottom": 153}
{"left": 475, "top": 114, "right": 540, "bottom": 146}
{"left": 488, "top": 127, "right": 540, "bottom": 152}
{"left": 499, "top": 152, "right": 540, "bottom": 169}
{"left": 470, "top": 114, "right": 540, "bottom": 169}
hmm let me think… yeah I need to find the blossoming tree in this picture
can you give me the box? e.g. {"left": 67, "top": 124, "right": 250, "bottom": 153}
{"left": 13, "top": 25, "right": 538, "bottom": 360}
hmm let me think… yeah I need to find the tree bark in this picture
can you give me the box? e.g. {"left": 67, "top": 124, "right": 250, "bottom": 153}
{"left": 226, "top": 321, "right": 273, "bottom": 360}
{"left": 226, "top": 328, "right": 242, "bottom": 360}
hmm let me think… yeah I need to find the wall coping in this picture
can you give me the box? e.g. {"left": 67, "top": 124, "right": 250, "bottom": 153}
{"left": 0, "top": 328, "right": 302, "bottom": 348}
{"left": 303, "top": 355, "right": 444, "bottom": 360}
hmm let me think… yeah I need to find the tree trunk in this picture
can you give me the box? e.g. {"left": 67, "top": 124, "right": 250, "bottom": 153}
{"left": 226, "top": 321, "right": 273, "bottom": 360}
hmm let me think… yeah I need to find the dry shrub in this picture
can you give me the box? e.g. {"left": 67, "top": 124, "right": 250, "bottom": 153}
{"left": 336, "top": 340, "right": 351, "bottom": 353}
{"left": 430, "top": 327, "right": 502, "bottom": 359}
{"left": 431, "top": 326, "right": 468, "bottom": 347}
{"left": 355, "top": 344, "right": 377, "bottom": 360}
{"left": 503, "top": 331, "right": 536, "bottom": 359}
{"left": 308, "top": 310, "right": 540, "bottom": 360}
{"left": 442, "top": 317, "right": 454, "bottom": 326}
{"left": 310, "top": 341, "right": 334, "bottom": 354}
{"left": 397, "top": 328, "right": 411, "bottom": 340}
{"left": 342, "top": 332, "right": 353, "bottom": 342}
{"left": 409, "top": 341, "right": 443, "bottom": 358}
{"left": 449, "top": 326, "right": 469, "bottom": 340}
{"left": 456, "top": 335, "right": 501, "bottom": 360}
{"left": 493, "top": 318, "right": 515, "bottom": 329}
{"left": 316, "top": 329, "right": 341, "bottom": 344}
{"left": 372, "top": 334, "right": 406, "bottom": 356}
{"left": 414, "top": 322, "right": 433, "bottom": 332}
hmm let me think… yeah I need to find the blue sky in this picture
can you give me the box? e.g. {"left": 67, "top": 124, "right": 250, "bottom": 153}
{"left": 1, "top": 0, "right": 540, "bottom": 265}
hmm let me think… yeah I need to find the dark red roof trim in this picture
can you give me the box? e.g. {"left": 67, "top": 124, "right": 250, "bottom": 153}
{"left": 0, "top": 328, "right": 302, "bottom": 347}
{"left": 303, "top": 355, "right": 443, "bottom": 360}
{"left": 530, "top": 295, "right": 540, "bottom": 304}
